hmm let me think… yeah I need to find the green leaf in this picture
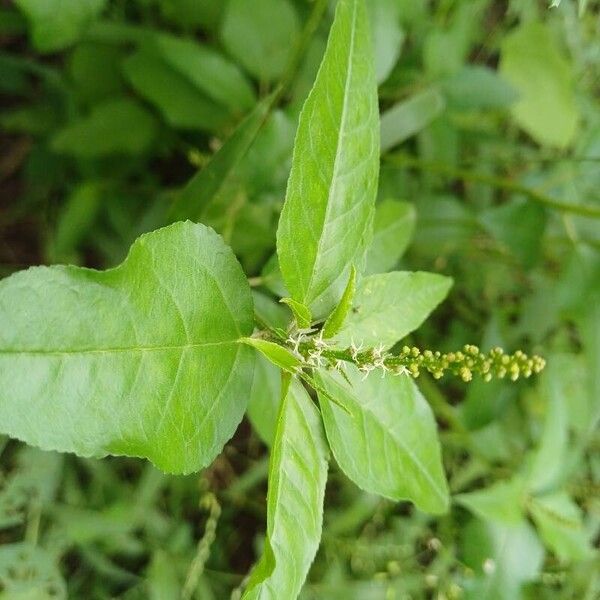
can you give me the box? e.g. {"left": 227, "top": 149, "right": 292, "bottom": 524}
{"left": 247, "top": 356, "right": 281, "bottom": 447}
{"left": 462, "top": 518, "right": 544, "bottom": 600}
{"left": 277, "top": 0, "right": 380, "bottom": 320}
{"left": 528, "top": 492, "right": 593, "bottom": 562}
{"left": 280, "top": 298, "right": 311, "bottom": 329}
{"left": 365, "top": 200, "right": 416, "bottom": 275}
{"left": 243, "top": 379, "right": 329, "bottom": 599}
{"left": 148, "top": 34, "right": 255, "bottom": 114}
{"left": 500, "top": 22, "right": 579, "bottom": 148}
{"left": 322, "top": 265, "right": 356, "bottom": 339}
{"left": 221, "top": 0, "right": 301, "bottom": 82}
{"left": 51, "top": 98, "right": 158, "bottom": 158}
{"left": 441, "top": 66, "right": 518, "bottom": 111}
{"left": 252, "top": 291, "right": 291, "bottom": 332}
{"left": 0, "top": 543, "right": 66, "bottom": 599}
{"left": 15, "top": 0, "right": 106, "bottom": 53}
{"left": 0, "top": 222, "right": 255, "bottom": 474}
{"left": 316, "top": 365, "right": 449, "bottom": 514}
{"left": 169, "top": 93, "right": 276, "bottom": 222}
{"left": 455, "top": 477, "right": 526, "bottom": 525}
{"left": 122, "top": 48, "right": 229, "bottom": 131}
{"left": 380, "top": 88, "right": 445, "bottom": 152}
{"left": 366, "top": 0, "right": 404, "bottom": 84}
{"left": 334, "top": 271, "right": 452, "bottom": 349}
{"left": 241, "top": 338, "right": 302, "bottom": 374}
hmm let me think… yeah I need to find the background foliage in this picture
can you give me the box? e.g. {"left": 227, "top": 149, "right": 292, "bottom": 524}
{"left": 0, "top": 0, "right": 599, "bottom": 598}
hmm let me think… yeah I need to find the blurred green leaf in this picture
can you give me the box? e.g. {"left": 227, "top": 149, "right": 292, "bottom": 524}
{"left": 15, "top": 0, "right": 106, "bottom": 53}
{"left": 462, "top": 519, "right": 544, "bottom": 600}
{"left": 366, "top": 0, "right": 404, "bottom": 84}
{"left": 455, "top": 477, "right": 526, "bottom": 525}
{"left": 0, "top": 543, "right": 66, "bottom": 599}
{"left": 277, "top": 0, "right": 380, "bottom": 319}
{"left": 500, "top": 22, "right": 580, "bottom": 148}
{"left": 51, "top": 97, "right": 157, "bottom": 157}
{"left": 441, "top": 66, "right": 518, "bottom": 110}
{"left": 122, "top": 48, "right": 229, "bottom": 131}
{"left": 380, "top": 88, "right": 445, "bottom": 152}
{"left": 170, "top": 93, "right": 276, "bottom": 222}
{"left": 221, "top": 0, "right": 301, "bottom": 82}
{"left": 528, "top": 492, "right": 593, "bottom": 562}
{"left": 365, "top": 200, "right": 415, "bottom": 275}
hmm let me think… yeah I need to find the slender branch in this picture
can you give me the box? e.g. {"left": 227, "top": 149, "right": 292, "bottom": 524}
{"left": 386, "top": 153, "right": 600, "bottom": 219}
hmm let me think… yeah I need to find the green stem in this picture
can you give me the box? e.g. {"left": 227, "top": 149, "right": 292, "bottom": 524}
{"left": 387, "top": 154, "right": 600, "bottom": 219}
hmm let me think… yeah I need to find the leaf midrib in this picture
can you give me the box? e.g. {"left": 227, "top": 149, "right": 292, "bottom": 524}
{"left": 0, "top": 340, "right": 238, "bottom": 356}
{"left": 304, "top": 0, "right": 359, "bottom": 303}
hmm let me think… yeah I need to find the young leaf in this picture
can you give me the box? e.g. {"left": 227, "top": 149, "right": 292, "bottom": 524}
{"left": 277, "top": 0, "right": 380, "bottom": 320}
{"left": 243, "top": 379, "right": 329, "bottom": 599}
{"left": 0, "top": 222, "right": 255, "bottom": 474}
{"left": 316, "top": 366, "right": 449, "bottom": 514}
{"left": 241, "top": 338, "right": 302, "bottom": 374}
{"left": 169, "top": 93, "right": 276, "bottom": 222}
{"left": 280, "top": 298, "right": 311, "bottom": 329}
{"left": 335, "top": 271, "right": 452, "bottom": 349}
{"left": 364, "top": 200, "right": 416, "bottom": 275}
{"left": 322, "top": 265, "right": 356, "bottom": 338}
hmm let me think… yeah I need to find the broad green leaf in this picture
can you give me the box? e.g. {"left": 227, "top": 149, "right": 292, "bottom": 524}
{"left": 365, "top": 200, "right": 416, "bottom": 275}
{"left": 280, "top": 298, "right": 311, "bottom": 329}
{"left": 51, "top": 98, "right": 158, "bottom": 157}
{"left": 149, "top": 34, "right": 255, "bottom": 114}
{"left": 441, "top": 66, "right": 518, "bottom": 110}
{"left": 366, "top": 0, "right": 404, "bottom": 84}
{"left": 15, "top": 0, "right": 106, "bottom": 53}
{"left": 243, "top": 379, "right": 329, "bottom": 599}
{"left": 0, "top": 543, "right": 66, "bottom": 599}
{"left": 528, "top": 492, "right": 593, "bottom": 562}
{"left": 241, "top": 338, "right": 302, "bottom": 374}
{"left": 380, "top": 88, "right": 445, "bottom": 152}
{"left": 462, "top": 518, "right": 544, "bottom": 600}
{"left": 122, "top": 48, "right": 229, "bottom": 131}
{"left": 0, "top": 222, "right": 255, "bottom": 474}
{"left": 247, "top": 356, "right": 281, "bottom": 447}
{"left": 455, "top": 477, "right": 526, "bottom": 525}
{"left": 169, "top": 93, "right": 276, "bottom": 222}
{"left": 277, "top": 0, "right": 380, "bottom": 320}
{"left": 500, "top": 22, "right": 579, "bottom": 148}
{"left": 334, "top": 271, "right": 452, "bottom": 349}
{"left": 322, "top": 265, "right": 356, "bottom": 338}
{"left": 316, "top": 366, "right": 449, "bottom": 514}
{"left": 221, "top": 0, "right": 301, "bottom": 82}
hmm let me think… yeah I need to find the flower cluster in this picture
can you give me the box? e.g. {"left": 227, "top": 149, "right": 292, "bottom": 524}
{"left": 285, "top": 332, "right": 545, "bottom": 383}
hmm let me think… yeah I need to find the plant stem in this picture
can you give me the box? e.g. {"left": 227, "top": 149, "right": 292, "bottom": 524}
{"left": 387, "top": 153, "right": 600, "bottom": 219}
